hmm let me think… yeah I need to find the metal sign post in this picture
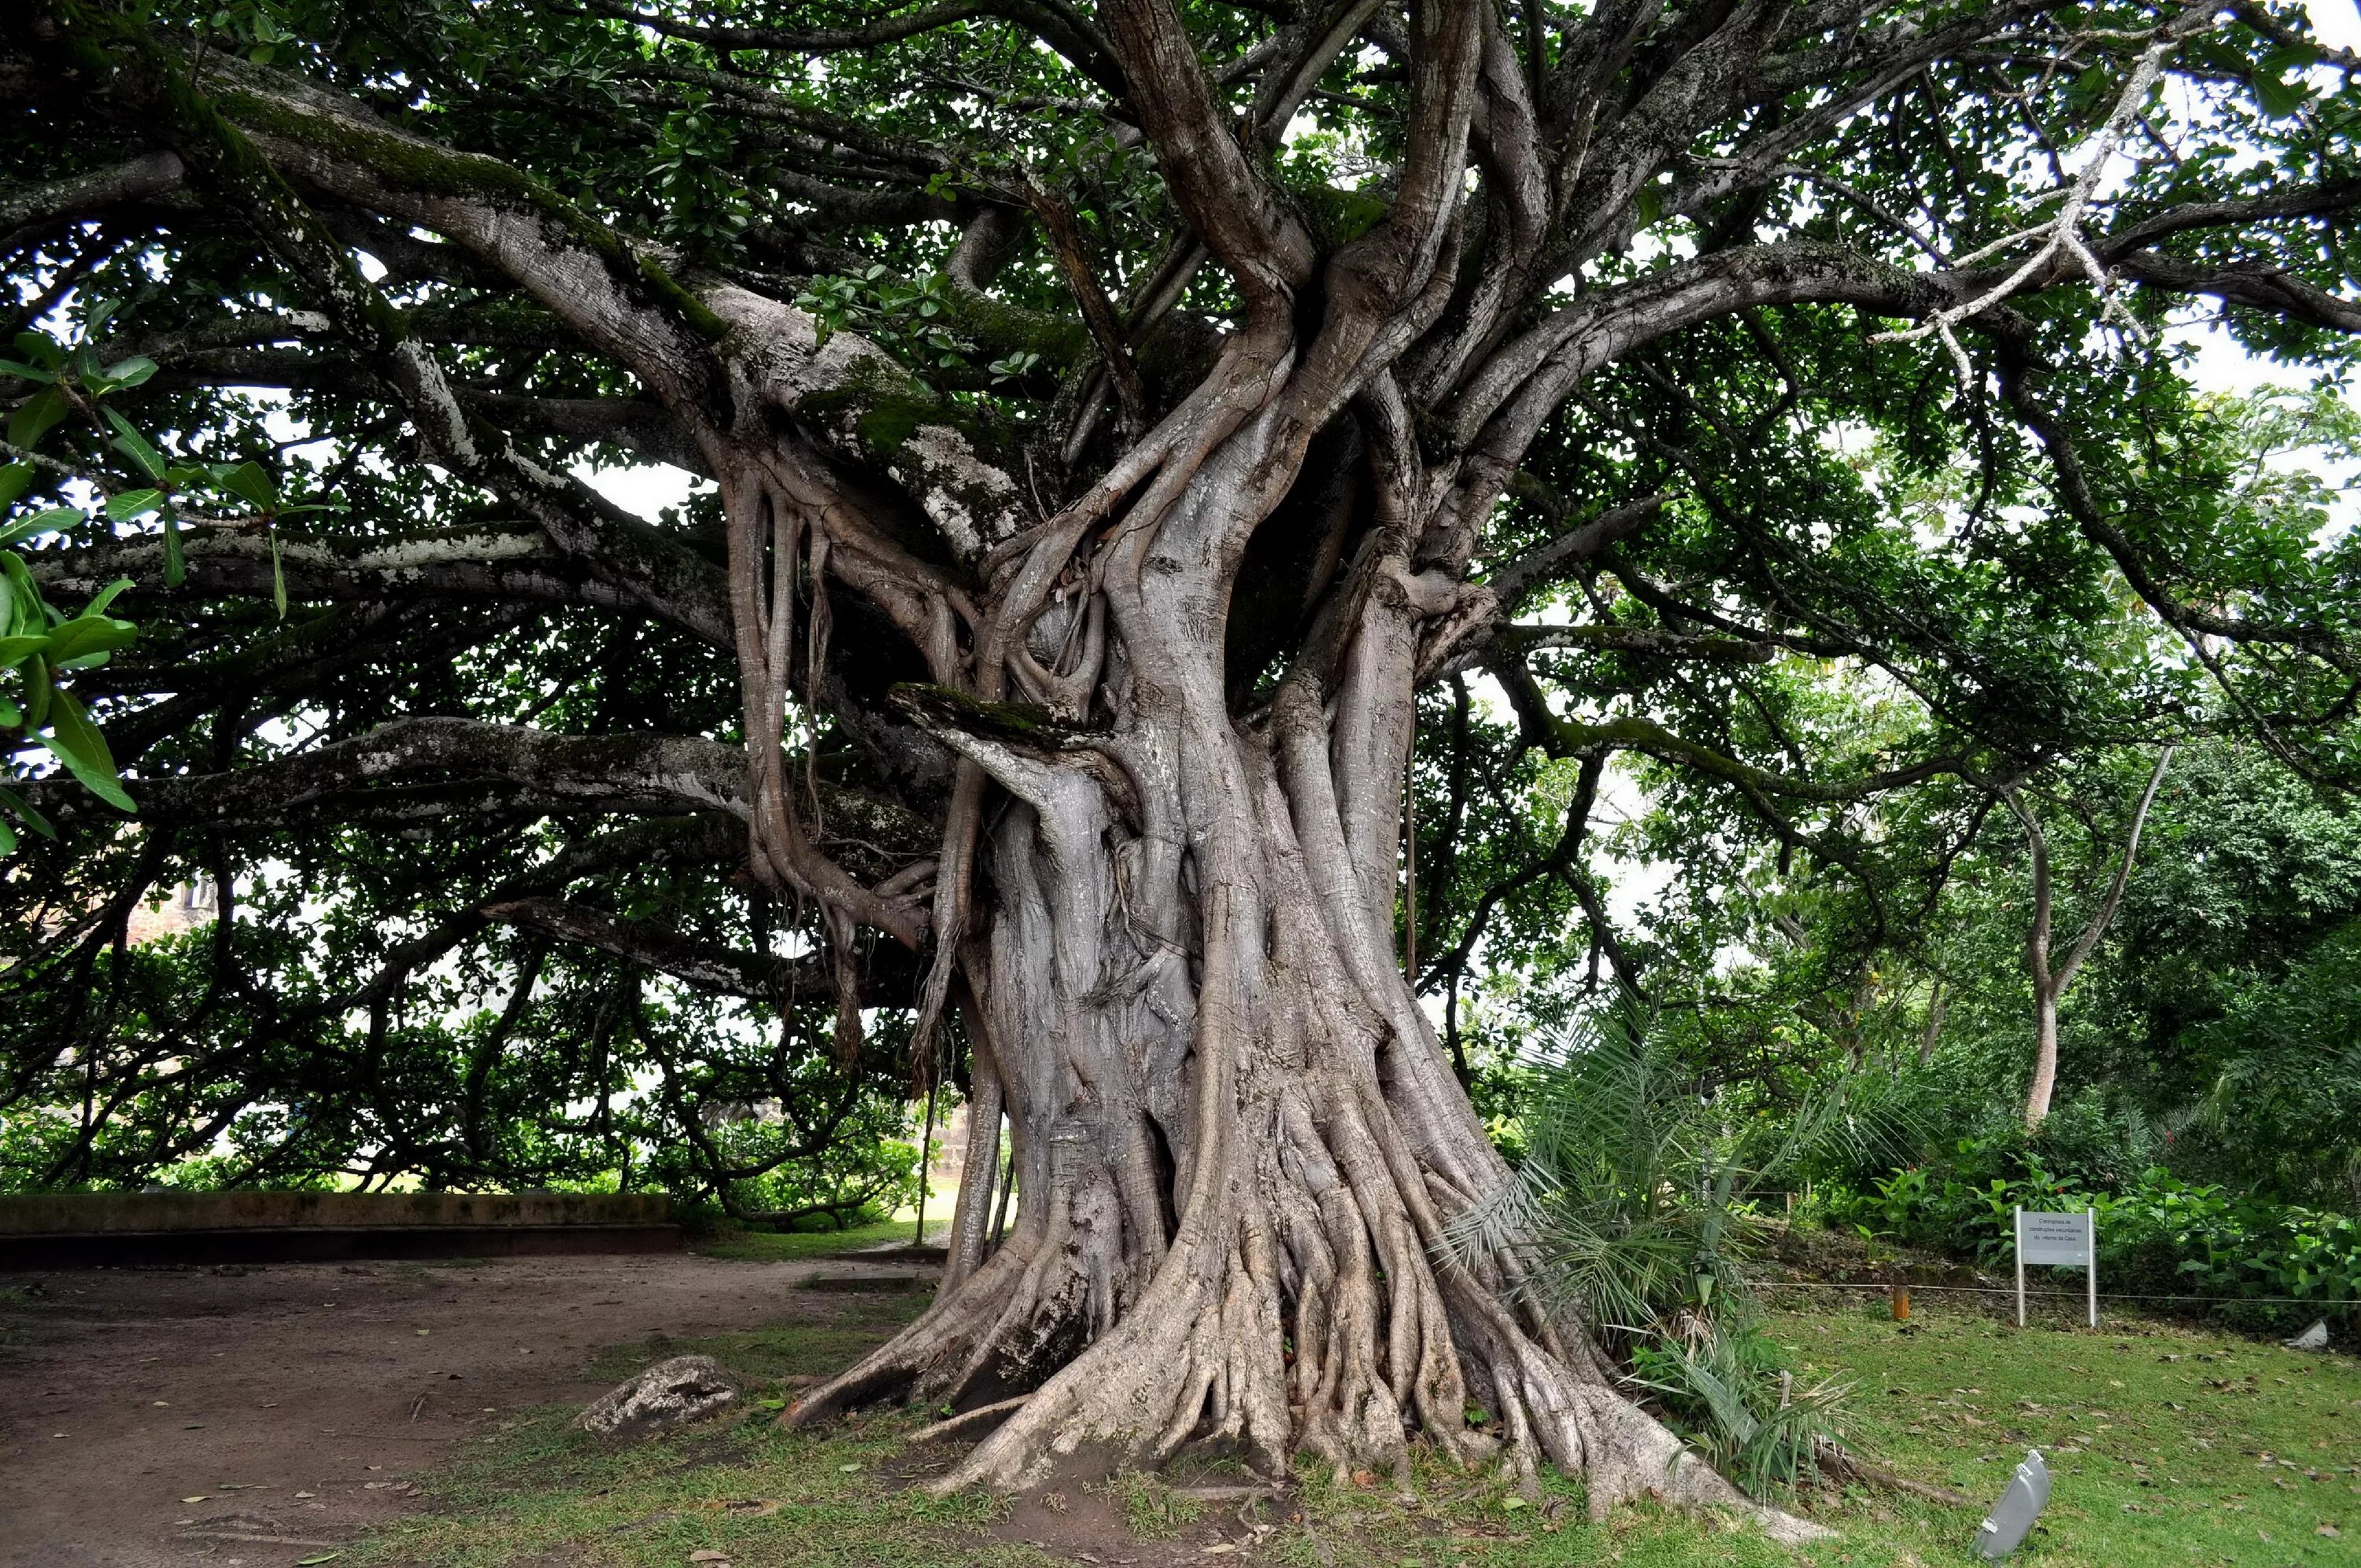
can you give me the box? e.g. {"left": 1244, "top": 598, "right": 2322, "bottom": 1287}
{"left": 2016, "top": 1207, "right": 2099, "bottom": 1328}
{"left": 2015, "top": 1207, "right": 2025, "bottom": 1328}
{"left": 2086, "top": 1208, "right": 2097, "bottom": 1329}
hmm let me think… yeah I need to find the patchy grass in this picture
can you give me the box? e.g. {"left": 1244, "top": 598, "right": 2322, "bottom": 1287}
{"left": 580, "top": 1292, "right": 930, "bottom": 1387}
{"left": 1753, "top": 1293, "right": 2361, "bottom": 1565}
{"left": 1090, "top": 1469, "right": 1203, "bottom": 1540}
{"left": 348, "top": 1288, "right": 1023, "bottom": 1568}
{"left": 357, "top": 1291, "right": 2359, "bottom": 1566}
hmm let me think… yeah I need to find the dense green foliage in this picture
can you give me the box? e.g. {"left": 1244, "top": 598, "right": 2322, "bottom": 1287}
{"left": 3, "top": 0, "right": 2359, "bottom": 1286}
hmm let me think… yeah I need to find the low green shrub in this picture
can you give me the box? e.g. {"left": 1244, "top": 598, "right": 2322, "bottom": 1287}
{"left": 1823, "top": 1150, "right": 2361, "bottom": 1323}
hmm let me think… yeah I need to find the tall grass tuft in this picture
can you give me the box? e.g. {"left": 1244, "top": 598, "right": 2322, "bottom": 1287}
{"left": 1447, "top": 995, "right": 1916, "bottom": 1498}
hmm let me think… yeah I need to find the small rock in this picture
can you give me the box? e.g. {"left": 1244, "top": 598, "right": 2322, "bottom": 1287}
{"left": 576, "top": 1355, "right": 742, "bottom": 1437}
{"left": 2282, "top": 1320, "right": 2330, "bottom": 1352}
{"left": 2321, "top": 1525, "right": 2341, "bottom": 1539}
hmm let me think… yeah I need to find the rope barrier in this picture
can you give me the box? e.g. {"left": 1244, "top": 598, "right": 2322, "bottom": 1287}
{"left": 1747, "top": 1278, "right": 2353, "bottom": 1309}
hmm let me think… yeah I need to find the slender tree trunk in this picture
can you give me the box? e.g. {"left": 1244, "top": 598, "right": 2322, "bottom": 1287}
{"left": 2010, "top": 746, "right": 2172, "bottom": 1131}
{"left": 1917, "top": 980, "right": 1946, "bottom": 1068}
{"left": 2024, "top": 984, "right": 2061, "bottom": 1129}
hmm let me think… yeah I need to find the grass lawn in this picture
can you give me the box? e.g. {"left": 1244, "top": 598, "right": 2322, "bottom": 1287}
{"left": 353, "top": 1287, "right": 2359, "bottom": 1566}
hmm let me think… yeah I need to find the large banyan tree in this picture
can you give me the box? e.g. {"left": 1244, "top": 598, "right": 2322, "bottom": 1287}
{"left": 6, "top": 0, "right": 2360, "bottom": 1529}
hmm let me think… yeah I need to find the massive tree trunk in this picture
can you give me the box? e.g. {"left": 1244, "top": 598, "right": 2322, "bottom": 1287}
{"left": 756, "top": 363, "right": 1815, "bottom": 1537}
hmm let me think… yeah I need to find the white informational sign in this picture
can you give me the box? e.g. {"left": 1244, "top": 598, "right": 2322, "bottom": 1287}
{"left": 2019, "top": 1211, "right": 2091, "bottom": 1264}
{"left": 2015, "top": 1208, "right": 2097, "bottom": 1328}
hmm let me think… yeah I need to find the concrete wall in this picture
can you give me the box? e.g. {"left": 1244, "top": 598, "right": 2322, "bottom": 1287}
{"left": 0, "top": 1190, "right": 671, "bottom": 1238}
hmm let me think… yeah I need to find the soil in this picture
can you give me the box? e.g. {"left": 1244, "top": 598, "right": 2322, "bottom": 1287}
{"left": 0, "top": 1250, "right": 896, "bottom": 1568}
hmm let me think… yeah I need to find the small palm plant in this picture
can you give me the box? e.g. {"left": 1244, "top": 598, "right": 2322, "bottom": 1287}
{"left": 1448, "top": 996, "right": 1915, "bottom": 1498}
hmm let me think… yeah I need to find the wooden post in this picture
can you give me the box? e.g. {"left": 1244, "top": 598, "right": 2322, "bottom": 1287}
{"left": 988, "top": 1130, "right": 1014, "bottom": 1252}
{"left": 912, "top": 1075, "right": 939, "bottom": 1248}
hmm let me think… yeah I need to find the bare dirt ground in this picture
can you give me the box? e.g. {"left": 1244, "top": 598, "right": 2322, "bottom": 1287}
{"left": 0, "top": 1251, "right": 872, "bottom": 1568}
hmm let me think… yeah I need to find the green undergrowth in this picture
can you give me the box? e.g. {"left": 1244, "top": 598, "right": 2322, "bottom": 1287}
{"left": 355, "top": 1295, "right": 2358, "bottom": 1566}
{"left": 692, "top": 1217, "right": 944, "bottom": 1263}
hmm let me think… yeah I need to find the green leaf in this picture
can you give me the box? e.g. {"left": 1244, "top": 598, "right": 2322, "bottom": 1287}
{"left": 106, "top": 488, "right": 165, "bottom": 521}
{"left": 98, "top": 355, "right": 158, "bottom": 390}
{"left": 43, "top": 688, "right": 135, "bottom": 812}
{"left": 0, "top": 359, "right": 57, "bottom": 385}
{"left": 0, "top": 461, "right": 31, "bottom": 509}
{"left": 103, "top": 408, "right": 167, "bottom": 483}
{"left": 81, "top": 577, "right": 133, "bottom": 618}
{"left": 0, "top": 633, "right": 50, "bottom": 662}
{"left": 44, "top": 615, "right": 137, "bottom": 663}
{"left": 0, "top": 508, "right": 82, "bottom": 549}
{"left": 24, "top": 653, "right": 51, "bottom": 732}
{"left": 2251, "top": 58, "right": 2313, "bottom": 120}
{"left": 219, "top": 460, "right": 277, "bottom": 511}
{"left": 162, "top": 513, "right": 185, "bottom": 588}
{"left": 8, "top": 387, "right": 71, "bottom": 452}
{"left": 10, "top": 331, "right": 60, "bottom": 367}
{"left": 270, "top": 528, "right": 287, "bottom": 619}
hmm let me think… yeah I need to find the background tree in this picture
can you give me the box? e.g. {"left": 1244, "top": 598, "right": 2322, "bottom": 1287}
{"left": 1990, "top": 743, "right": 2176, "bottom": 1127}
{"left": 6, "top": 0, "right": 2360, "bottom": 1526}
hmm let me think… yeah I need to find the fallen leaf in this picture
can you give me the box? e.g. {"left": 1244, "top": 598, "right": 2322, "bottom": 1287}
{"left": 295, "top": 1491, "right": 316, "bottom": 1499}
{"left": 2321, "top": 1526, "right": 2342, "bottom": 1539}
{"left": 181, "top": 1496, "right": 207, "bottom": 1503}
{"left": 297, "top": 1556, "right": 341, "bottom": 1566}
{"left": 689, "top": 1553, "right": 731, "bottom": 1564}
{"left": 415, "top": 1329, "right": 430, "bottom": 1337}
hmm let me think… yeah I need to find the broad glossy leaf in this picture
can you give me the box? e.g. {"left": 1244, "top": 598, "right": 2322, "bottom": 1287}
{"left": 103, "top": 408, "right": 167, "bottom": 483}
{"left": 8, "top": 387, "right": 70, "bottom": 452}
{"left": 81, "top": 578, "right": 133, "bottom": 618}
{"left": 43, "top": 688, "right": 135, "bottom": 812}
{"left": 106, "top": 488, "right": 165, "bottom": 521}
{"left": 43, "top": 615, "right": 138, "bottom": 663}
{"left": 98, "top": 356, "right": 158, "bottom": 390}
{"left": 218, "top": 460, "right": 277, "bottom": 511}
{"left": 0, "top": 508, "right": 82, "bottom": 549}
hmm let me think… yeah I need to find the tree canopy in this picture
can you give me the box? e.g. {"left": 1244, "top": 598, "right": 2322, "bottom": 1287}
{"left": 5, "top": 0, "right": 2360, "bottom": 1519}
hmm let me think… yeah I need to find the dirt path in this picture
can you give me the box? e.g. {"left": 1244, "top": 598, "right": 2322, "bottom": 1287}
{"left": 0, "top": 1251, "right": 881, "bottom": 1568}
